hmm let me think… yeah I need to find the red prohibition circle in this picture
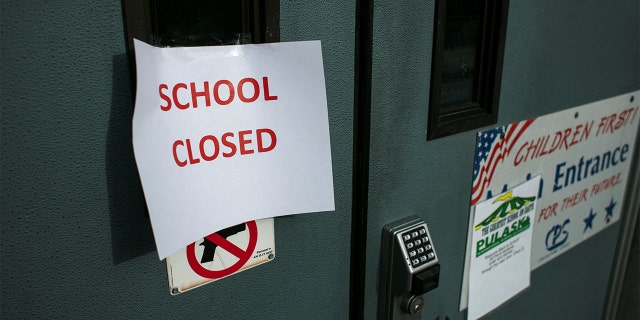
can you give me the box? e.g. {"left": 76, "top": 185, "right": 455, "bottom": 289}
{"left": 186, "top": 221, "right": 258, "bottom": 279}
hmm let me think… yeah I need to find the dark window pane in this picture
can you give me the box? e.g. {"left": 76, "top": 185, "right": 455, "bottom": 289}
{"left": 152, "top": 0, "right": 247, "bottom": 47}
{"left": 440, "top": 0, "right": 483, "bottom": 108}
{"left": 427, "top": 0, "right": 508, "bottom": 140}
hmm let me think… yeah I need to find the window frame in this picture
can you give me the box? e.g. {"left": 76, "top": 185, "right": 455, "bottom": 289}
{"left": 427, "top": 0, "right": 509, "bottom": 140}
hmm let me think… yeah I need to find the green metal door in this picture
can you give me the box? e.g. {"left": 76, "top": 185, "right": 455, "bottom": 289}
{"left": 361, "top": 0, "right": 639, "bottom": 319}
{"left": 1, "top": 1, "right": 356, "bottom": 319}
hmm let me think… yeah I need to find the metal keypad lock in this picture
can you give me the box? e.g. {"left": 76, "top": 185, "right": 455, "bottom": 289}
{"left": 378, "top": 216, "right": 441, "bottom": 320}
{"left": 400, "top": 225, "right": 437, "bottom": 269}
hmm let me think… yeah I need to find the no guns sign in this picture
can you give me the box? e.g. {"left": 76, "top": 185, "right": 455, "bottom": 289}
{"left": 166, "top": 218, "right": 275, "bottom": 295}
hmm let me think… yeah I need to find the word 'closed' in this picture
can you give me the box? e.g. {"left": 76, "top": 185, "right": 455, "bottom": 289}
{"left": 173, "top": 128, "right": 277, "bottom": 167}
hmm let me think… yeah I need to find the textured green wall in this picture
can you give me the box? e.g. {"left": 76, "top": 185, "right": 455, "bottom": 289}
{"left": 364, "top": 0, "right": 638, "bottom": 319}
{"left": 1, "top": 1, "right": 354, "bottom": 319}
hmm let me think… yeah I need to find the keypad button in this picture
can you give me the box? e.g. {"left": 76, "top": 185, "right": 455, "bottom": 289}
{"left": 422, "top": 237, "right": 429, "bottom": 243}
{"left": 425, "top": 244, "right": 432, "bottom": 250}
{"left": 417, "top": 247, "right": 424, "bottom": 253}
{"left": 411, "top": 231, "right": 419, "bottom": 238}
{"left": 427, "top": 252, "right": 435, "bottom": 259}
{"left": 406, "top": 242, "right": 414, "bottom": 249}
{"left": 409, "top": 250, "right": 417, "bottom": 257}
{"left": 415, "top": 239, "right": 422, "bottom": 245}
{"left": 412, "top": 259, "right": 419, "bottom": 265}
{"left": 419, "top": 228, "right": 426, "bottom": 235}
{"left": 420, "top": 256, "right": 427, "bottom": 262}
{"left": 403, "top": 234, "right": 411, "bottom": 241}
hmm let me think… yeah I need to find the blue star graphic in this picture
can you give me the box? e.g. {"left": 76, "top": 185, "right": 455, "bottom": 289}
{"left": 583, "top": 209, "right": 596, "bottom": 232}
{"left": 604, "top": 197, "right": 616, "bottom": 224}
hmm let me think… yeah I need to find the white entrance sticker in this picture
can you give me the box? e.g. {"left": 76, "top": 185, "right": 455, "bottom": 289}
{"left": 460, "top": 91, "right": 639, "bottom": 311}
{"left": 133, "top": 40, "right": 335, "bottom": 259}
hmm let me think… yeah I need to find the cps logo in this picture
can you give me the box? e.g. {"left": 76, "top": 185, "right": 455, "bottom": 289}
{"left": 545, "top": 219, "right": 570, "bottom": 251}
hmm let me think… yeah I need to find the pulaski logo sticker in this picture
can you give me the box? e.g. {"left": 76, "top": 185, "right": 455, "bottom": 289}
{"left": 475, "top": 191, "right": 536, "bottom": 257}
{"left": 467, "top": 176, "right": 540, "bottom": 320}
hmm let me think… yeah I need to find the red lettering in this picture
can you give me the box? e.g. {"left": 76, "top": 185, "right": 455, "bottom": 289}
{"left": 174, "top": 129, "right": 278, "bottom": 166}
{"left": 548, "top": 132, "right": 563, "bottom": 154}
{"left": 263, "top": 77, "right": 278, "bottom": 101}
{"left": 614, "top": 112, "right": 625, "bottom": 130}
{"left": 536, "top": 135, "right": 550, "bottom": 157}
{"left": 561, "top": 188, "right": 589, "bottom": 211}
{"left": 607, "top": 114, "right": 616, "bottom": 133}
{"left": 185, "top": 139, "right": 200, "bottom": 164}
{"left": 199, "top": 135, "right": 219, "bottom": 161}
{"left": 222, "top": 132, "right": 237, "bottom": 157}
{"left": 238, "top": 78, "right": 260, "bottom": 103}
{"left": 238, "top": 130, "right": 254, "bottom": 155}
{"left": 538, "top": 202, "right": 558, "bottom": 222}
{"left": 514, "top": 142, "right": 529, "bottom": 166}
{"left": 561, "top": 128, "right": 571, "bottom": 150}
{"left": 570, "top": 124, "right": 583, "bottom": 147}
{"left": 160, "top": 77, "right": 277, "bottom": 110}
{"left": 213, "top": 80, "right": 235, "bottom": 105}
{"left": 172, "top": 83, "right": 190, "bottom": 110}
{"left": 597, "top": 114, "right": 617, "bottom": 136}
{"left": 172, "top": 140, "right": 187, "bottom": 167}
{"left": 159, "top": 84, "right": 172, "bottom": 111}
{"left": 257, "top": 128, "right": 277, "bottom": 152}
{"left": 190, "top": 81, "right": 211, "bottom": 108}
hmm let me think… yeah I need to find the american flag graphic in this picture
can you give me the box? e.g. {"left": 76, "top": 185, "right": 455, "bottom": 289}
{"left": 471, "top": 119, "right": 536, "bottom": 206}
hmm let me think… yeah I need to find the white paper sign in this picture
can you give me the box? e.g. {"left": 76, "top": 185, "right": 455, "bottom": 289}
{"left": 133, "top": 40, "right": 335, "bottom": 259}
{"left": 468, "top": 177, "right": 539, "bottom": 320}
{"left": 469, "top": 92, "right": 639, "bottom": 270}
